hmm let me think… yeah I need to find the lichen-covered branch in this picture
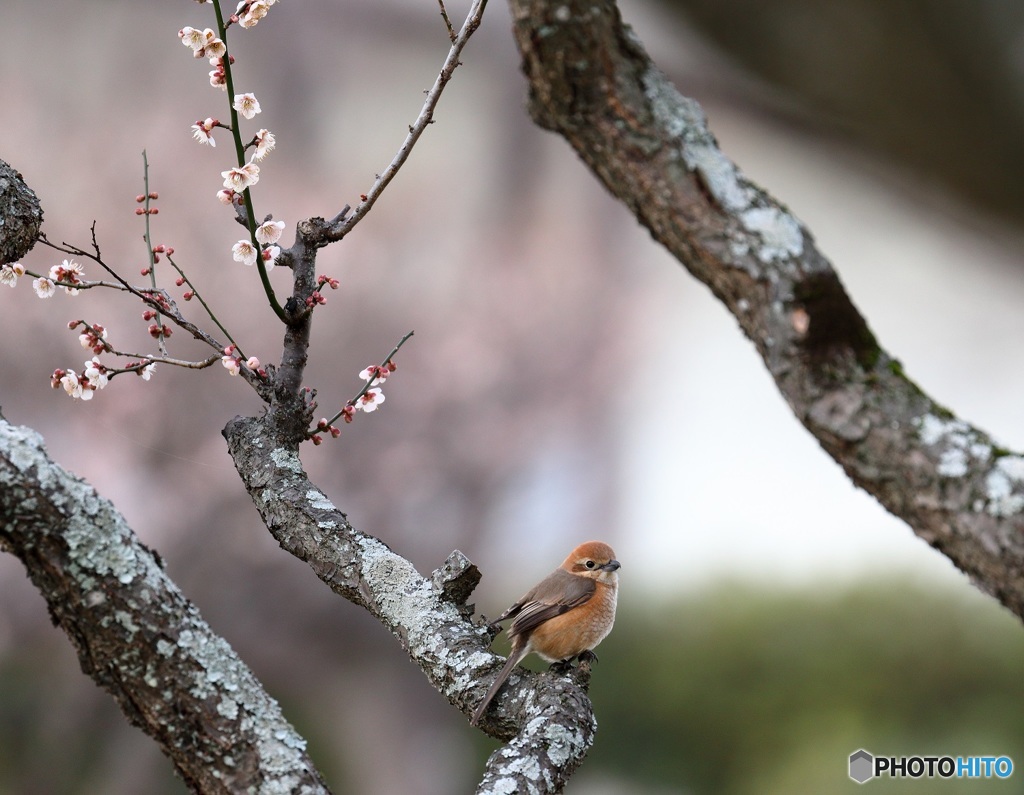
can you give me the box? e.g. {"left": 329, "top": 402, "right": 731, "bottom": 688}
{"left": 507, "top": 0, "right": 1024, "bottom": 616}
{"left": 0, "top": 419, "right": 330, "bottom": 794}
{"left": 222, "top": 413, "right": 597, "bottom": 792}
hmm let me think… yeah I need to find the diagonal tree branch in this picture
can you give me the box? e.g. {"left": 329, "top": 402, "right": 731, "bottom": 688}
{"left": 0, "top": 418, "right": 330, "bottom": 794}
{"left": 507, "top": 0, "right": 1024, "bottom": 617}
{"left": 222, "top": 412, "right": 597, "bottom": 793}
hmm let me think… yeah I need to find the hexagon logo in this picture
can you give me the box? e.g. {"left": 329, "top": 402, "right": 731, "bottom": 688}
{"left": 849, "top": 749, "right": 874, "bottom": 784}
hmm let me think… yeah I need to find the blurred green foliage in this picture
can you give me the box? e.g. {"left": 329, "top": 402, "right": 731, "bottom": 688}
{"left": 565, "top": 578, "right": 1024, "bottom": 793}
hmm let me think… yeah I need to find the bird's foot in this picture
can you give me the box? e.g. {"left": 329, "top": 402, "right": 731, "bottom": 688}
{"left": 548, "top": 659, "right": 574, "bottom": 674}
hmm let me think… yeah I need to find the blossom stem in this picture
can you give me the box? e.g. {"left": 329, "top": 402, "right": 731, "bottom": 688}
{"left": 141, "top": 151, "right": 168, "bottom": 356}
{"left": 211, "top": 0, "right": 288, "bottom": 324}
{"left": 321, "top": 330, "right": 415, "bottom": 430}
{"left": 165, "top": 254, "right": 244, "bottom": 358}
{"left": 329, "top": 0, "right": 488, "bottom": 242}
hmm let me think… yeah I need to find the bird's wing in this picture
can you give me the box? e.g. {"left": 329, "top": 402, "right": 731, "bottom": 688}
{"left": 507, "top": 569, "right": 596, "bottom": 639}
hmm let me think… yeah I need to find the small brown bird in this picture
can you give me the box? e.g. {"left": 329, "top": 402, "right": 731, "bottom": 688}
{"left": 470, "top": 540, "right": 620, "bottom": 726}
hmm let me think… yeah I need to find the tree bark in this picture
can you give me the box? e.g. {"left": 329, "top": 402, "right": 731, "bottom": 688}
{"left": 507, "top": 0, "right": 1024, "bottom": 617}
{"left": 0, "top": 418, "right": 331, "bottom": 794}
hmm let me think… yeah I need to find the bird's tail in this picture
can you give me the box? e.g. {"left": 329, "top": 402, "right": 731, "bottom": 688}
{"left": 470, "top": 645, "right": 528, "bottom": 726}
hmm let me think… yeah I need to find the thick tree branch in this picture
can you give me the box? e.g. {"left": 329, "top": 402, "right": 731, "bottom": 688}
{"left": 507, "top": 0, "right": 1024, "bottom": 616}
{"left": 222, "top": 413, "right": 596, "bottom": 792}
{"left": 0, "top": 419, "right": 330, "bottom": 794}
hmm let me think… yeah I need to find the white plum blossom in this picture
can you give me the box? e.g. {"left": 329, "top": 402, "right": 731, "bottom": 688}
{"left": 221, "top": 162, "right": 259, "bottom": 191}
{"left": 252, "top": 129, "right": 276, "bottom": 161}
{"left": 233, "top": 93, "right": 261, "bottom": 120}
{"left": 79, "top": 326, "right": 107, "bottom": 350}
{"left": 355, "top": 388, "right": 386, "bottom": 412}
{"left": 179, "top": 26, "right": 206, "bottom": 50}
{"left": 49, "top": 259, "right": 84, "bottom": 294}
{"left": 140, "top": 362, "right": 157, "bottom": 381}
{"left": 0, "top": 262, "right": 25, "bottom": 287}
{"left": 216, "top": 189, "right": 237, "bottom": 205}
{"left": 255, "top": 219, "right": 285, "bottom": 245}
{"left": 245, "top": 356, "right": 260, "bottom": 369}
{"left": 232, "top": 240, "right": 258, "bottom": 266}
{"left": 261, "top": 246, "right": 281, "bottom": 271}
{"left": 358, "top": 365, "right": 390, "bottom": 386}
{"left": 204, "top": 37, "right": 226, "bottom": 61}
{"left": 179, "top": 27, "right": 223, "bottom": 60}
{"left": 209, "top": 66, "right": 227, "bottom": 91}
{"left": 222, "top": 355, "right": 242, "bottom": 376}
{"left": 83, "top": 358, "right": 108, "bottom": 391}
{"left": 191, "top": 118, "right": 218, "bottom": 147}
{"left": 60, "top": 370, "right": 83, "bottom": 399}
{"left": 33, "top": 277, "right": 56, "bottom": 298}
{"left": 238, "top": 0, "right": 273, "bottom": 28}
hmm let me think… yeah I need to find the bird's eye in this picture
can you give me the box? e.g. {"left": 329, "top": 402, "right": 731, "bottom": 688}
{"left": 585, "top": 560, "right": 596, "bottom": 569}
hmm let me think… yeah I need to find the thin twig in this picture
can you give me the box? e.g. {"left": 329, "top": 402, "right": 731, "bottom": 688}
{"left": 164, "top": 254, "right": 243, "bottom": 356}
{"left": 320, "top": 330, "right": 415, "bottom": 430}
{"left": 37, "top": 236, "right": 231, "bottom": 360}
{"left": 326, "top": 0, "right": 488, "bottom": 243}
{"left": 437, "top": 0, "right": 457, "bottom": 42}
{"left": 141, "top": 151, "right": 169, "bottom": 357}
{"left": 107, "top": 353, "right": 222, "bottom": 372}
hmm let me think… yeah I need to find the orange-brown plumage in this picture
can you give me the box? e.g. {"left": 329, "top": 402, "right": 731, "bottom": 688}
{"left": 470, "top": 541, "right": 620, "bottom": 726}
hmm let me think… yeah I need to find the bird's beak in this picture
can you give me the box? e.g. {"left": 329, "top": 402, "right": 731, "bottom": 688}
{"left": 601, "top": 560, "right": 621, "bottom": 572}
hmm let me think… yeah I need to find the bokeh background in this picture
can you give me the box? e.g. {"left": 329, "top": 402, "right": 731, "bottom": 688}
{"left": 2, "top": 0, "right": 1024, "bottom": 792}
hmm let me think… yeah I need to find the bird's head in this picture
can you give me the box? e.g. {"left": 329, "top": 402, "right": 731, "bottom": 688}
{"left": 561, "top": 541, "right": 620, "bottom": 584}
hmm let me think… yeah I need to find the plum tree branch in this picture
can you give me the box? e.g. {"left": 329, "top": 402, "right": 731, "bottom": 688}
{"left": 222, "top": 411, "right": 599, "bottom": 793}
{"left": 506, "top": 0, "right": 1024, "bottom": 617}
{"left": 0, "top": 419, "right": 331, "bottom": 794}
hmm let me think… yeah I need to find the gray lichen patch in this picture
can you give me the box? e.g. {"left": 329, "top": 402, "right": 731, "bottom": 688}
{"left": 914, "top": 414, "right": 993, "bottom": 479}
{"left": 984, "top": 456, "right": 1024, "bottom": 518}
{"left": 641, "top": 65, "right": 805, "bottom": 269}
{"left": 304, "top": 489, "right": 335, "bottom": 511}
{"left": 914, "top": 413, "right": 1024, "bottom": 517}
{"left": 740, "top": 206, "right": 804, "bottom": 264}
{"left": 269, "top": 447, "right": 302, "bottom": 473}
